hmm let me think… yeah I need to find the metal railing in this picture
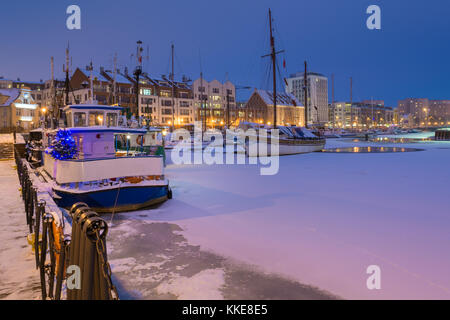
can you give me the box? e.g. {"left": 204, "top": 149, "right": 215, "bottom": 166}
{"left": 14, "top": 148, "right": 118, "bottom": 300}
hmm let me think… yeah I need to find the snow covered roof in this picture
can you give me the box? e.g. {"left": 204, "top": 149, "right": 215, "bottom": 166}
{"left": 91, "top": 71, "right": 110, "bottom": 82}
{"left": 255, "top": 89, "right": 302, "bottom": 107}
{"left": 0, "top": 88, "right": 20, "bottom": 106}
{"left": 76, "top": 69, "right": 109, "bottom": 83}
{"left": 104, "top": 71, "right": 132, "bottom": 84}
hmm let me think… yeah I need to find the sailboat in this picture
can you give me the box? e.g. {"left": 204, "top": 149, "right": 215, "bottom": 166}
{"left": 242, "top": 9, "right": 325, "bottom": 156}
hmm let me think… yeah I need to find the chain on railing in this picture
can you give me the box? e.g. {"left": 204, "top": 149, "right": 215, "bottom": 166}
{"left": 14, "top": 148, "right": 118, "bottom": 300}
{"left": 67, "top": 202, "right": 118, "bottom": 300}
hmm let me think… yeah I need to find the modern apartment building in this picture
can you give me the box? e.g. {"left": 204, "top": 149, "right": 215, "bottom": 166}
{"left": 398, "top": 98, "right": 450, "bottom": 127}
{"left": 329, "top": 101, "right": 394, "bottom": 128}
{"left": 285, "top": 72, "right": 328, "bottom": 125}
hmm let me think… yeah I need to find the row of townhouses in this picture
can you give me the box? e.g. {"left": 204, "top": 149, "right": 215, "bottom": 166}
{"left": 2, "top": 68, "right": 450, "bottom": 132}
{"left": 67, "top": 67, "right": 237, "bottom": 127}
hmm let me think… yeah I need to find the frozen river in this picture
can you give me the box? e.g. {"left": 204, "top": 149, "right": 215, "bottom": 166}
{"left": 108, "top": 133, "right": 450, "bottom": 299}
{"left": 1, "top": 133, "right": 449, "bottom": 300}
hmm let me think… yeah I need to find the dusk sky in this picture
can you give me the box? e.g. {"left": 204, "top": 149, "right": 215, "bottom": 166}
{"left": 1, "top": 0, "right": 449, "bottom": 106}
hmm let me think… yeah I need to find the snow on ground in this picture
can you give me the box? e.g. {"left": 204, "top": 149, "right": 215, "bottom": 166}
{"left": 0, "top": 160, "right": 40, "bottom": 300}
{"left": 0, "top": 134, "right": 13, "bottom": 144}
{"left": 109, "top": 133, "right": 450, "bottom": 300}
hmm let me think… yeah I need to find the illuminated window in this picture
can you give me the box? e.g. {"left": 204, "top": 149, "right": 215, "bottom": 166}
{"left": 89, "top": 112, "right": 104, "bottom": 126}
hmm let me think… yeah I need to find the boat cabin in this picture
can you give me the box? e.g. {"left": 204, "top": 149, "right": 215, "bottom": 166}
{"left": 64, "top": 104, "right": 121, "bottom": 127}
{"left": 42, "top": 104, "right": 166, "bottom": 187}
{"left": 50, "top": 104, "right": 163, "bottom": 160}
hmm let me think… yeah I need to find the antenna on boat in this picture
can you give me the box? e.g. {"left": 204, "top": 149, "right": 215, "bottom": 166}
{"left": 87, "top": 61, "right": 94, "bottom": 104}
{"left": 60, "top": 42, "right": 71, "bottom": 127}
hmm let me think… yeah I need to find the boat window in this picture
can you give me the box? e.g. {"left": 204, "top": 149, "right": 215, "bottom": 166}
{"left": 89, "top": 112, "right": 104, "bottom": 126}
{"left": 66, "top": 112, "right": 73, "bottom": 127}
{"left": 74, "top": 112, "right": 87, "bottom": 127}
{"left": 106, "top": 113, "right": 118, "bottom": 127}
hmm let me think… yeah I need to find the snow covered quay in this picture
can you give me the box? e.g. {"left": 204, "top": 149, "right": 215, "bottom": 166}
{"left": 107, "top": 134, "right": 450, "bottom": 300}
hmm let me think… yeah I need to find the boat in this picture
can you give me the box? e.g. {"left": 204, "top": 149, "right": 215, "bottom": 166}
{"left": 238, "top": 122, "right": 325, "bottom": 156}
{"left": 242, "top": 9, "right": 325, "bottom": 156}
{"left": 38, "top": 104, "right": 171, "bottom": 213}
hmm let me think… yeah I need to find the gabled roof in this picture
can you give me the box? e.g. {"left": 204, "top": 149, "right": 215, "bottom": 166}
{"left": 0, "top": 88, "right": 20, "bottom": 106}
{"left": 255, "top": 89, "right": 303, "bottom": 107}
{"left": 76, "top": 68, "right": 110, "bottom": 83}
{"left": 103, "top": 71, "right": 132, "bottom": 85}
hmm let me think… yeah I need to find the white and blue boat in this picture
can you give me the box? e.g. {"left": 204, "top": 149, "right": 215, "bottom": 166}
{"left": 40, "top": 104, "right": 171, "bottom": 213}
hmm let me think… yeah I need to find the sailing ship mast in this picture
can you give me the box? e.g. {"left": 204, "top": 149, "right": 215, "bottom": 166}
{"left": 269, "top": 9, "right": 277, "bottom": 129}
{"left": 262, "top": 9, "right": 283, "bottom": 129}
{"left": 304, "top": 61, "right": 308, "bottom": 128}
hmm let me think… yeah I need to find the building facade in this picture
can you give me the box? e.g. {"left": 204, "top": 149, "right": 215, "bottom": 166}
{"left": 329, "top": 101, "right": 394, "bottom": 129}
{"left": 192, "top": 78, "right": 236, "bottom": 127}
{"left": 139, "top": 76, "right": 195, "bottom": 126}
{"left": 243, "top": 89, "right": 305, "bottom": 127}
{"left": 0, "top": 88, "right": 42, "bottom": 131}
{"left": 398, "top": 98, "right": 450, "bottom": 127}
{"left": 285, "top": 72, "right": 328, "bottom": 125}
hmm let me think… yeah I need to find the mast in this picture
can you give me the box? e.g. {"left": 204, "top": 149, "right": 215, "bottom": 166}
{"left": 87, "top": 61, "right": 94, "bottom": 103}
{"left": 170, "top": 43, "right": 175, "bottom": 130}
{"left": 269, "top": 9, "right": 277, "bottom": 129}
{"left": 113, "top": 53, "right": 117, "bottom": 105}
{"left": 350, "top": 76, "right": 353, "bottom": 129}
{"left": 331, "top": 73, "right": 335, "bottom": 128}
{"left": 50, "top": 57, "right": 55, "bottom": 115}
{"left": 64, "top": 44, "right": 70, "bottom": 107}
{"left": 200, "top": 72, "right": 205, "bottom": 132}
{"left": 304, "top": 61, "right": 308, "bottom": 128}
{"left": 62, "top": 43, "right": 70, "bottom": 126}
{"left": 134, "top": 40, "right": 143, "bottom": 118}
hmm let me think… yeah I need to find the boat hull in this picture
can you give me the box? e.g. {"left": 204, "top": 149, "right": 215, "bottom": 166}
{"left": 246, "top": 139, "right": 325, "bottom": 156}
{"left": 53, "top": 184, "right": 169, "bottom": 213}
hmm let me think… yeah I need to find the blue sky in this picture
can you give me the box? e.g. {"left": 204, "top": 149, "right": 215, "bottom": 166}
{"left": 1, "top": 0, "right": 449, "bottom": 106}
